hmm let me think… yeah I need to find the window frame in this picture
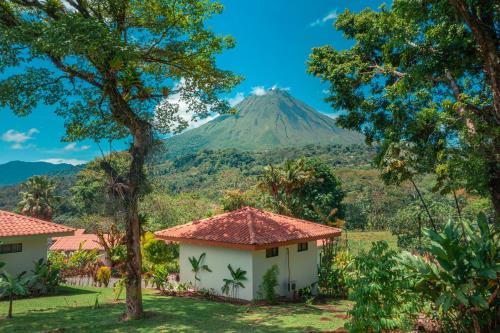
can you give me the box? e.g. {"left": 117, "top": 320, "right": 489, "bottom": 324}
{"left": 265, "top": 247, "right": 279, "bottom": 258}
{"left": 297, "top": 242, "right": 308, "bottom": 252}
{"left": 0, "top": 243, "right": 23, "bottom": 254}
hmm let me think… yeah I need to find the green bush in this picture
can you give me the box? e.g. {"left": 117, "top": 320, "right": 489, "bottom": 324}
{"left": 346, "top": 241, "right": 422, "bottom": 332}
{"left": 146, "top": 264, "right": 171, "bottom": 292}
{"left": 142, "top": 232, "right": 179, "bottom": 265}
{"left": 399, "top": 214, "right": 500, "bottom": 332}
{"left": 259, "top": 265, "right": 279, "bottom": 304}
{"left": 29, "top": 258, "right": 63, "bottom": 295}
{"left": 317, "top": 240, "right": 352, "bottom": 298}
{"left": 96, "top": 266, "right": 111, "bottom": 287}
{"left": 47, "top": 251, "right": 68, "bottom": 271}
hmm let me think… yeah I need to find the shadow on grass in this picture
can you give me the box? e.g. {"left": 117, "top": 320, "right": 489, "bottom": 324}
{"left": 0, "top": 293, "right": 345, "bottom": 333}
{"left": 52, "top": 285, "right": 100, "bottom": 297}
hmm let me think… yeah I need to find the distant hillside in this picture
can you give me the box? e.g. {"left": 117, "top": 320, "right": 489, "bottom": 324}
{"left": 0, "top": 161, "right": 78, "bottom": 186}
{"left": 164, "top": 89, "right": 364, "bottom": 158}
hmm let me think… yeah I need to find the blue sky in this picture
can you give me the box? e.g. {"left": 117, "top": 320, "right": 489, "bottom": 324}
{"left": 0, "top": 0, "right": 384, "bottom": 165}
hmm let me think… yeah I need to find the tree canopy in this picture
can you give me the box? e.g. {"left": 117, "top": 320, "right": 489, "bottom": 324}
{"left": 308, "top": 0, "right": 500, "bottom": 222}
{"left": 0, "top": 0, "right": 240, "bottom": 319}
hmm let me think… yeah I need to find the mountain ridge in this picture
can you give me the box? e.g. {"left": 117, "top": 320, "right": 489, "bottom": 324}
{"left": 0, "top": 160, "right": 77, "bottom": 186}
{"left": 164, "top": 89, "right": 363, "bottom": 158}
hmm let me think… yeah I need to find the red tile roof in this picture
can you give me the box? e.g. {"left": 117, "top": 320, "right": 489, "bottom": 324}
{"left": 50, "top": 233, "right": 104, "bottom": 251}
{"left": 0, "top": 210, "right": 75, "bottom": 238}
{"left": 155, "top": 207, "right": 341, "bottom": 250}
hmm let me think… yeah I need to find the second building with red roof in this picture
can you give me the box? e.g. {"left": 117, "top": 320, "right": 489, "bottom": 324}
{"left": 155, "top": 206, "right": 341, "bottom": 301}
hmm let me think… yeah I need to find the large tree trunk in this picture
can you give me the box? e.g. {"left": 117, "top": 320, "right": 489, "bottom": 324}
{"left": 448, "top": 0, "right": 500, "bottom": 223}
{"left": 123, "top": 130, "right": 151, "bottom": 320}
{"left": 104, "top": 79, "right": 152, "bottom": 320}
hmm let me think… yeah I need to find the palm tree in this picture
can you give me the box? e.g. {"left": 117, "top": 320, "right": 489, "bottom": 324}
{"left": 0, "top": 272, "right": 29, "bottom": 318}
{"left": 221, "top": 265, "right": 247, "bottom": 298}
{"left": 258, "top": 158, "right": 312, "bottom": 216}
{"left": 17, "top": 175, "right": 58, "bottom": 220}
{"left": 188, "top": 253, "right": 212, "bottom": 289}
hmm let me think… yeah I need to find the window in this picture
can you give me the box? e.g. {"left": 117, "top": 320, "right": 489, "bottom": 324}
{"left": 0, "top": 243, "right": 22, "bottom": 254}
{"left": 266, "top": 247, "right": 279, "bottom": 258}
{"left": 298, "top": 242, "right": 308, "bottom": 252}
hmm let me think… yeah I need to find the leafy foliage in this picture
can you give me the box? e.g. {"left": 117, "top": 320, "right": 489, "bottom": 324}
{"left": 317, "top": 240, "right": 352, "bottom": 298}
{"left": 388, "top": 195, "right": 457, "bottom": 251}
{"left": 258, "top": 158, "right": 345, "bottom": 223}
{"left": 188, "top": 253, "right": 212, "bottom": 289}
{"left": 96, "top": 266, "right": 112, "bottom": 288}
{"left": 221, "top": 265, "right": 247, "bottom": 298}
{"left": 142, "top": 232, "right": 179, "bottom": 266}
{"left": 29, "top": 258, "right": 62, "bottom": 295}
{"left": 258, "top": 265, "right": 279, "bottom": 304}
{"left": 17, "top": 175, "right": 58, "bottom": 220}
{"left": 0, "top": 272, "right": 29, "bottom": 318}
{"left": 346, "top": 241, "right": 422, "bottom": 332}
{"left": 307, "top": 0, "right": 500, "bottom": 221}
{"left": 399, "top": 214, "right": 500, "bottom": 332}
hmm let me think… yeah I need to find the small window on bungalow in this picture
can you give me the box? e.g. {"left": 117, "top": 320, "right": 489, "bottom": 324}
{"left": 0, "top": 243, "right": 22, "bottom": 254}
{"left": 266, "top": 247, "right": 279, "bottom": 258}
{"left": 297, "top": 242, "right": 308, "bottom": 252}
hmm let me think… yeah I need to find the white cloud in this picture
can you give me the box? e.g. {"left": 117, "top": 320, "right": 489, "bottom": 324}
{"left": 228, "top": 92, "right": 245, "bottom": 107}
{"left": 156, "top": 78, "right": 221, "bottom": 132}
{"left": 271, "top": 84, "right": 291, "bottom": 91}
{"left": 38, "top": 158, "right": 86, "bottom": 165}
{"left": 251, "top": 84, "right": 290, "bottom": 96}
{"left": 2, "top": 128, "right": 39, "bottom": 149}
{"left": 251, "top": 86, "right": 267, "bottom": 96}
{"left": 63, "top": 142, "right": 91, "bottom": 152}
{"left": 310, "top": 9, "right": 338, "bottom": 27}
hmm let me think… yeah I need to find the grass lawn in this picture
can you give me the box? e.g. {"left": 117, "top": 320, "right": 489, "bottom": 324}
{"left": 343, "top": 230, "right": 397, "bottom": 253}
{"left": 0, "top": 285, "right": 351, "bottom": 332}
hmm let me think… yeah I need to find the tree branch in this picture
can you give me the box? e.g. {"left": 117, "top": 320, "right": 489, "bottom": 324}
{"left": 49, "top": 56, "right": 103, "bottom": 88}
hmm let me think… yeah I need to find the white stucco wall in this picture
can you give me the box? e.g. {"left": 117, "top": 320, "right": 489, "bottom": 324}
{"left": 179, "top": 241, "right": 318, "bottom": 301}
{"left": 0, "top": 235, "right": 49, "bottom": 276}
{"left": 252, "top": 241, "right": 318, "bottom": 299}
{"left": 179, "top": 244, "right": 254, "bottom": 300}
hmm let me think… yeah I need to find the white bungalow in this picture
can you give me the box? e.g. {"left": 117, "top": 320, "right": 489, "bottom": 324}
{"left": 0, "top": 210, "right": 74, "bottom": 276}
{"left": 155, "top": 206, "right": 341, "bottom": 301}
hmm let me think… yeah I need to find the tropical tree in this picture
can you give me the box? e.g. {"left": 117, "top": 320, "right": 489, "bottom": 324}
{"left": 221, "top": 264, "right": 247, "bottom": 298}
{"left": 17, "top": 175, "right": 58, "bottom": 221}
{"left": 258, "top": 158, "right": 344, "bottom": 223}
{"left": 0, "top": 0, "right": 240, "bottom": 319}
{"left": 0, "top": 272, "right": 30, "bottom": 319}
{"left": 308, "top": 0, "right": 500, "bottom": 223}
{"left": 188, "top": 253, "right": 211, "bottom": 289}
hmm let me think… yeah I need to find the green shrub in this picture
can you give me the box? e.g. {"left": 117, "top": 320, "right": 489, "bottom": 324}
{"left": 47, "top": 251, "right": 68, "bottom": 271}
{"left": 346, "top": 241, "right": 422, "bottom": 332}
{"left": 221, "top": 265, "right": 247, "bottom": 298}
{"left": 96, "top": 266, "right": 111, "bottom": 287}
{"left": 68, "top": 245, "right": 99, "bottom": 273}
{"left": 146, "top": 264, "right": 171, "bottom": 292}
{"left": 318, "top": 240, "right": 352, "bottom": 298}
{"left": 399, "top": 214, "right": 500, "bottom": 332}
{"left": 259, "top": 265, "right": 279, "bottom": 304}
{"left": 29, "top": 258, "right": 63, "bottom": 295}
{"left": 143, "top": 232, "right": 179, "bottom": 265}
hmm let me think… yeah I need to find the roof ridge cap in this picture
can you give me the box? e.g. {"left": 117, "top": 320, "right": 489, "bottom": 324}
{"left": 247, "top": 209, "right": 257, "bottom": 244}
{"left": 264, "top": 209, "right": 338, "bottom": 229}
